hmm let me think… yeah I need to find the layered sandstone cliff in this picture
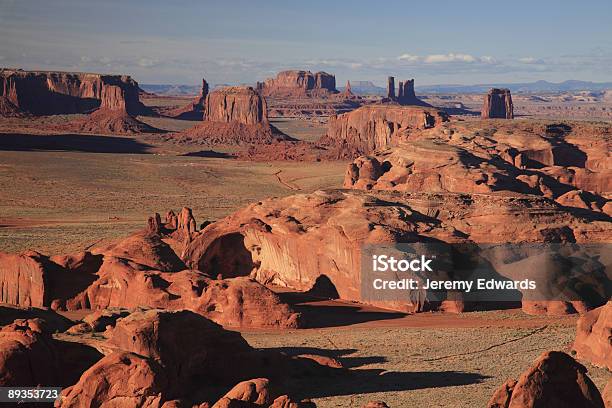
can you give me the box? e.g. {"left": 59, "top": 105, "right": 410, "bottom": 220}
{"left": 261, "top": 70, "right": 338, "bottom": 97}
{"left": 172, "top": 86, "right": 292, "bottom": 144}
{"left": 0, "top": 69, "right": 146, "bottom": 116}
{"left": 322, "top": 105, "right": 449, "bottom": 154}
{"left": 482, "top": 88, "right": 514, "bottom": 119}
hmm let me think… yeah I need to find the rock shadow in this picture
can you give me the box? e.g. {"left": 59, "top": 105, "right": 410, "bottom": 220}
{"left": 0, "top": 133, "right": 153, "bottom": 154}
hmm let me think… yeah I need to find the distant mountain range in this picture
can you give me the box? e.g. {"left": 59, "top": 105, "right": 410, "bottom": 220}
{"left": 414, "top": 80, "right": 612, "bottom": 94}
{"left": 143, "top": 79, "right": 612, "bottom": 97}
{"left": 140, "top": 84, "right": 202, "bottom": 96}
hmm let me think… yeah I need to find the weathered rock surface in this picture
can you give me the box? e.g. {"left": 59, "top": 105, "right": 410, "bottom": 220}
{"left": 0, "top": 69, "right": 146, "bottom": 116}
{"left": 57, "top": 351, "right": 168, "bottom": 408}
{"left": 205, "top": 86, "right": 267, "bottom": 125}
{"left": 486, "top": 351, "right": 604, "bottom": 408}
{"left": 182, "top": 189, "right": 610, "bottom": 314}
{"left": 344, "top": 120, "right": 611, "bottom": 214}
{"left": 0, "top": 318, "right": 60, "bottom": 387}
{"left": 573, "top": 301, "right": 612, "bottom": 370}
{"left": 172, "top": 86, "right": 292, "bottom": 145}
{"left": 322, "top": 105, "right": 449, "bottom": 154}
{"left": 0, "top": 215, "right": 301, "bottom": 328}
{"left": 107, "top": 310, "right": 254, "bottom": 393}
{"left": 262, "top": 71, "right": 338, "bottom": 98}
{"left": 482, "top": 88, "right": 514, "bottom": 119}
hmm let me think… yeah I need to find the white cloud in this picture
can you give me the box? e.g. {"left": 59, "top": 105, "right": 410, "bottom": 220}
{"left": 480, "top": 56, "right": 496, "bottom": 64}
{"left": 518, "top": 57, "right": 544, "bottom": 64}
{"left": 424, "top": 53, "right": 476, "bottom": 63}
{"left": 398, "top": 53, "right": 420, "bottom": 62}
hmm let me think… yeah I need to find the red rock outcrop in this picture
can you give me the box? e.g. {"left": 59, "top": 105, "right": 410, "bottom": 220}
{"left": 205, "top": 86, "right": 267, "bottom": 125}
{"left": 106, "top": 310, "right": 255, "bottom": 395}
{"left": 261, "top": 71, "right": 338, "bottom": 98}
{"left": 182, "top": 189, "right": 610, "bottom": 314}
{"left": 482, "top": 88, "right": 514, "bottom": 119}
{"left": 384, "top": 76, "right": 429, "bottom": 106}
{"left": 486, "top": 351, "right": 604, "bottom": 408}
{"left": 0, "top": 69, "right": 146, "bottom": 116}
{"left": 386, "top": 76, "right": 395, "bottom": 99}
{"left": 172, "top": 86, "right": 293, "bottom": 144}
{"left": 321, "top": 105, "right": 449, "bottom": 154}
{"left": 169, "top": 78, "right": 209, "bottom": 120}
{"left": 0, "top": 318, "right": 60, "bottom": 387}
{"left": 58, "top": 351, "right": 169, "bottom": 408}
{"left": 573, "top": 301, "right": 611, "bottom": 370}
{"left": 344, "top": 120, "right": 611, "bottom": 214}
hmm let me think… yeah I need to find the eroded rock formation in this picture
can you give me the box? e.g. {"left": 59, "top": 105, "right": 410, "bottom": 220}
{"left": 344, "top": 120, "right": 611, "bottom": 215}
{"left": 261, "top": 70, "right": 338, "bottom": 98}
{"left": 486, "top": 351, "right": 604, "bottom": 408}
{"left": 573, "top": 301, "right": 611, "bottom": 370}
{"left": 0, "top": 212, "right": 301, "bottom": 329}
{"left": 0, "top": 69, "right": 146, "bottom": 116}
{"left": 322, "top": 105, "right": 449, "bottom": 154}
{"left": 171, "top": 86, "right": 292, "bottom": 144}
{"left": 181, "top": 189, "right": 610, "bottom": 314}
{"left": 169, "top": 78, "right": 209, "bottom": 120}
{"left": 482, "top": 88, "right": 514, "bottom": 119}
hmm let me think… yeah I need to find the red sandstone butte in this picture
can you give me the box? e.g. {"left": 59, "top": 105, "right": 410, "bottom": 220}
{"left": 172, "top": 86, "right": 292, "bottom": 144}
{"left": 261, "top": 70, "right": 338, "bottom": 98}
{"left": 482, "top": 88, "right": 514, "bottom": 119}
{"left": 0, "top": 69, "right": 146, "bottom": 116}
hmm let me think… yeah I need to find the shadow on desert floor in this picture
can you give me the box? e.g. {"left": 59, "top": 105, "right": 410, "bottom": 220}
{"left": 0, "top": 133, "right": 153, "bottom": 154}
{"left": 278, "top": 291, "right": 407, "bottom": 329}
{"left": 265, "top": 346, "right": 489, "bottom": 399}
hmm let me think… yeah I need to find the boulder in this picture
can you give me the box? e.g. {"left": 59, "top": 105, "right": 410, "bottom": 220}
{"left": 106, "top": 310, "right": 255, "bottom": 395}
{"left": 573, "top": 301, "right": 612, "bottom": 370}
{"left": 0, "top": 318, "right": 60, "bottom": 387}
{"left": 57, "top": 352, "right": 168, "bottom": 408}
{"left": 486, "top": 351, "right": 604, "bottom": 408}
{"left": 482, "top": 88, "right": 514, "bottom": 119}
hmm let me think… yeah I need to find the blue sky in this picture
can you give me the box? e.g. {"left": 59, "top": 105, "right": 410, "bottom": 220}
{"left": 1, "top": 0, "right": 611, "bottom": 86}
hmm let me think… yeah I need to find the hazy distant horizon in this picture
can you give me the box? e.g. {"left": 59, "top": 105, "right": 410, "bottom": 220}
{"left": 2, "top": 0, "right": 611, "bottom": 86}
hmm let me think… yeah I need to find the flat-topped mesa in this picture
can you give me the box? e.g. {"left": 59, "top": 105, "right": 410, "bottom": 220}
{"left": 204, "top": 86, "right": 268, "bottom": 125}
{"left": 482, "top": 88, "right": 514, "bottom": 119}
{"left": 323, "top": 104, "right": 449, "bottom": 154}
{"left": 0, "top": 69, "right": 146, "bottom": 115}
{"left": 261, "top": 70, "right": 338, "bottom": 97}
